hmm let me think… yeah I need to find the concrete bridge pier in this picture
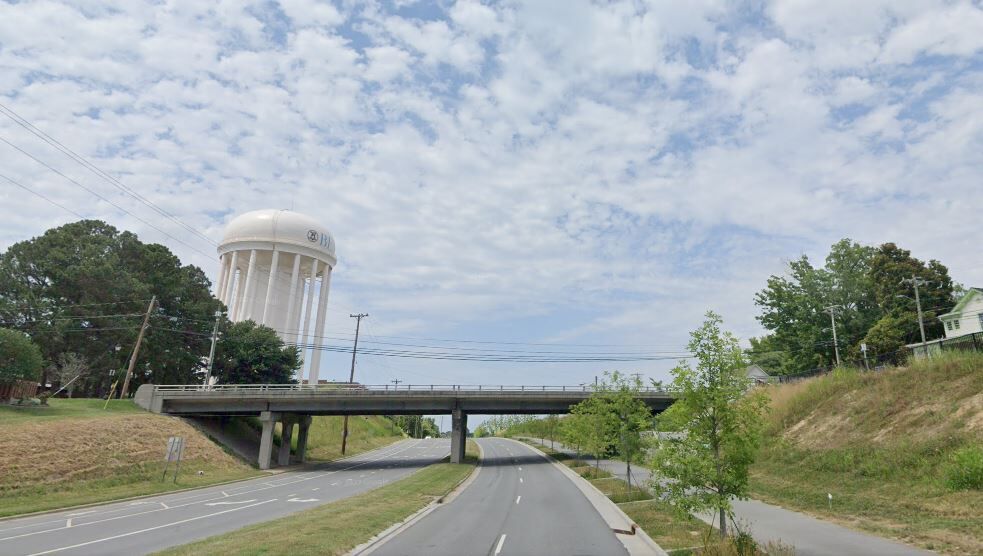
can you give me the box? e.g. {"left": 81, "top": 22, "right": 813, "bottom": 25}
{"left": 258, "top": 411, "right": 280, "bottom": 470}
{"left": 278, "top": 415, "right": 295, "bottom": 467}
{"left": 296, "top": 415, "right": 312, "bottom": 463}
{"left": 450, "top": 408, "right": 467, "bottom": 464}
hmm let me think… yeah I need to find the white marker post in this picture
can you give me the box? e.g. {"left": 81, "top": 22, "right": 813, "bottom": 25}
{"left": 827, "top": 492, "right": 832, "bottom": 511}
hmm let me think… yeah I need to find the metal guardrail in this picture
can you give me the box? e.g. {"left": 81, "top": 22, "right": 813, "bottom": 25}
{"left": 151, "top": 384, "right": 672, "bottom": 394}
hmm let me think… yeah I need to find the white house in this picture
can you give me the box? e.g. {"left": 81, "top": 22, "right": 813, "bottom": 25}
{"left": 938, "top": 288, "right": 983, "bottom": 338}
{"left": 908, "top": 287, "right": 983, "bottom": 357}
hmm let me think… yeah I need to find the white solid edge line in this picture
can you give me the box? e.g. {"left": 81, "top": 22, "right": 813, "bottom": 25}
{"left": 0, "top": 440, "right": 426, "bottom": 543}
{"left": 26, "top": 499, "right": 278, "bottom": 556}
{"left": 495, "top": 533, "right": 507, "bottom": 555}
{"left": 515, "top": 496, "right": 521, "bottom": 504}
{"left": 0, "top": 438, "right": 417, "bottom": 534}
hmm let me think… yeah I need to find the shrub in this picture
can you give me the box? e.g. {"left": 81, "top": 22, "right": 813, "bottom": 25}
{"left": 945, "top": 445, "right": 983, "bottom": 491}
{"left": 0, "top": 328, "right": 43, "bottom": 385}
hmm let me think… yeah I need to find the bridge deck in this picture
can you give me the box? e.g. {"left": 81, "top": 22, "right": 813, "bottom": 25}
{"left": 135, "top": 384, "right": 676, "bottom": 416}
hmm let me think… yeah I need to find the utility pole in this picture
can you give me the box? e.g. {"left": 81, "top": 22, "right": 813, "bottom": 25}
{"left": 902, "top": 276, "right": 929, "bottom": 349}
{"left": 341, "top": 313, "right": 368, "bottom": 455}
{"left": 391, "top": 378, "right": 402, "bottom": 388}
{"left": 388, "top": 378, "right": 402, "bottom": 435}
{"left": 203, "top": 310, "right": 222, "bottom": 388}
{"left": 120, "top": 296, "right": 156, "bottom": 399}
{"left": 824, "top": 305, "right": 842, "bottom": 367}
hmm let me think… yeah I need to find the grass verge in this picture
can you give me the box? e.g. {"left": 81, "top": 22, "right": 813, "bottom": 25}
{"left": 0, "top": 399, "right": 259, "bottom": 518}
{"left": 752, "top": 352, "right": 983, "bottom": 555}
{"left": 155, "top": 441, "right": 480, "bottom": 556}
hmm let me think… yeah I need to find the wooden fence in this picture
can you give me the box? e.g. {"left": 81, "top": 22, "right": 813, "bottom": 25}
{"left": 0, "top": 379, "right": 39, "bottom": 400}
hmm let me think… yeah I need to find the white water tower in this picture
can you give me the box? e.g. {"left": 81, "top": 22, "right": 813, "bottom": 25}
{"left": 216, "top": 209, "right": 336, "bottom": 383}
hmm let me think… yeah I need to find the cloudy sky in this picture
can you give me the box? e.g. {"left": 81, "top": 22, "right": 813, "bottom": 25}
{"left": 1, "top": 0, "right": 981, "bottom": 389}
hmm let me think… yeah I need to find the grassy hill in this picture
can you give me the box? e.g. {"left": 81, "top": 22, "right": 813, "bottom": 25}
{"left": 300, "top": 415, "right": 405, "bottom": 461}
{"left": 0, "top": 402, "right": 406, "bottom": 517}
{"left": 0, "top": 399, "right": 259, "bottom": 517}
{"left": 752, "top": 352, "right": 983, "bottom": 554}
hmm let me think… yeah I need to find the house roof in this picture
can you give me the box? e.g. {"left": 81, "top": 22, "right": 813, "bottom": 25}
{"left": 745, "top": 364, "right": 771, "bottom": 378}
{"left": 939, "top": 287, "right": 983, "bottom": 319}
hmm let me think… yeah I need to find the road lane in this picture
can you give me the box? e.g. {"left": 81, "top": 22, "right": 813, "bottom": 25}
{"left": 370, "top": 437, "right": 629, "bottom": 556}
{"left": 0, "top": 438, "right": 449, "bottom": 556}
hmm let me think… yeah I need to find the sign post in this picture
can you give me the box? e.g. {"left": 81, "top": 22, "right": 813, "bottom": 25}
{"left": 162, "top": 436, "right": 185, "bottom": 483}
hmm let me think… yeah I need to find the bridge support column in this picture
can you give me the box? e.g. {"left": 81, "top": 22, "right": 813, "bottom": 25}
{"left": 258, "top": 411, "right": 280, "bottom": 470}
{"left": 278, "top": 415, "right": 295, "bottom": 467}
{"left": 296, "top": 415, "right": 313, "bottom": 463}
{"left": 450, "top": 409, "right": 467, "bottom": 464}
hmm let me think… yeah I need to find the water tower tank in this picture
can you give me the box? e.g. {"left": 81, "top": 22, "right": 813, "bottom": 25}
{"left": 216, "top": 209, "right": 336, "bottom": 383}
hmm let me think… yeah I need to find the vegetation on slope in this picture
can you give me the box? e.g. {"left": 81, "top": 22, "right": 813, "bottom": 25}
{"left": 752, "top": 352, "right": 983, "bottom": 554}
{"left": 294, "top": 415, "right": 405, "bottom": 461}
{"left": 0, "top": 399, "right": 259, "bottom": 517}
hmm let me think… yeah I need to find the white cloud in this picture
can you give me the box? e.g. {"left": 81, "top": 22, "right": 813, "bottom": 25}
{"left": 0, "top": 0, "right": 980, "bottom": 384}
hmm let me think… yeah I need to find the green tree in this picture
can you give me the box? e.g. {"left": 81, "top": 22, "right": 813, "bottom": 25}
{"left": 746, "top": 335, "right": 789, "bottom": 375}
{"left": 0, "top": 328, "right": 43, "bottom": 385}
{"left": 568, "top": 389, "right": 617, "bottom": 471}
{"left": 857, "top": 315, "right": 907, "bottom": 366}
{"left": 868, "top": 243, "right": 954, "bottom": 346}
{"left": 0, "top": 220, "right": 222, "bottom": 395}
{"left": 651, "top": 312, "right": 768, "bottom": 538}
{"left": 596, "top": 371, "right": 653, "bottom": 496}
{"left": 755, "top": 239, "right": 878, "bottom": 373}
{"left": 211, "top": 320, "right": 300, "bottom": 384}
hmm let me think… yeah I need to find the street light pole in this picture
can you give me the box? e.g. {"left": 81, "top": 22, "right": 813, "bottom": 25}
{"left": 341, "top": 313, "right": 368, "bottom": 455}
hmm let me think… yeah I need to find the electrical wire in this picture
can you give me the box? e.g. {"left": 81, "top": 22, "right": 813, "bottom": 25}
{"left": 0, "top": 136, "right": 214, "bottom": 259}
{"left": 0, "top": 102, "right": 218, "bottom": 247}
{"left": 0, "top": 172, "right": 85, "bottom": 219}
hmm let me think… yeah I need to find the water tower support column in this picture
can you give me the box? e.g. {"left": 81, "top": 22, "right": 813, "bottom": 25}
{"left": 222, "top": 251, "right": 239, "bottom": 308}
{"left": 261, "top": 248, "right": 280, "bottom": 326}
{"left": 307, "top": 269, "right": 332, "bottom": 384}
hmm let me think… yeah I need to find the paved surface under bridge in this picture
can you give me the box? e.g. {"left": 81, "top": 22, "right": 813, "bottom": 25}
{"left": 134, "top": 383, "right": 676, "bottom": 469}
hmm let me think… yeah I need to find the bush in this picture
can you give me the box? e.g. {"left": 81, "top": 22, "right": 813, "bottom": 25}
{"left": 0, "top": 328, "right": 43, "bottom": 385}
{"left": 945, "top": 445, "right": 983, "bottom": 491}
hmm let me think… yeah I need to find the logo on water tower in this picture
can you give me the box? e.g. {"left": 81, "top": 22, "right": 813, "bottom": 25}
{"left": 307, "top": 229, "right": 319, "bottom": 242}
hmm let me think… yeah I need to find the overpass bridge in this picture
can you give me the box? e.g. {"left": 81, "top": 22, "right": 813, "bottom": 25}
{"left": 134, "top": 383, "right": 676, "bottom": 469}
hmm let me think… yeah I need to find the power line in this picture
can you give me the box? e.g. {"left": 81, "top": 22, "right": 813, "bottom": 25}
{"left": 0, "top": 135, "right": 214, "bottom": 259}
{"left": 0, "top": 172, "right": 85, "bottom": 219}
{"left": 0, "top": 103, "right": 217, "bottom": 247}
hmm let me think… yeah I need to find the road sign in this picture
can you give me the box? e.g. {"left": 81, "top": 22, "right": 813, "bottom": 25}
{"left": 860, "top": 343, "right": 868, "bottom": 353}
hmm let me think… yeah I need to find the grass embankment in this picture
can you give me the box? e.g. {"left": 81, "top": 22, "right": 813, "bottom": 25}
{"left": 526, "top": 441, "right": 716, "bottom": 555}
{"left": 0, "top": 399, "right": 259, "bottom": 517}
{"left": 752, "top": 352, "right": 983, "bottom": 554}
{"left": 156, "top": 441, "right": 480, "bottom": 556}
{"left": 297, "top": 415, "right": 404, "bottom": 461}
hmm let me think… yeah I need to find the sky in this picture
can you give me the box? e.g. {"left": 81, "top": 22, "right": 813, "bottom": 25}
{"left": 1, "top": 0, "right": 982, "bottom": 394}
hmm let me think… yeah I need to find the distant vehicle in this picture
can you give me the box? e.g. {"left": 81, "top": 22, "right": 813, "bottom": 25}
{"left": 424, "top": 435, "right": 432, "bottom": 439}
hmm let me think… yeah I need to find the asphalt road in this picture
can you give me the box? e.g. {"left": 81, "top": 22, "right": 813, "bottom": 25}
{"left": 0, "top": 438, "right": 449, "bottom": 556}
{"left": 370, "top": 437, "right": 630, "bottom": 556}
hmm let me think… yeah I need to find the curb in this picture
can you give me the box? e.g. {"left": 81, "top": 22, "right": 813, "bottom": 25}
{"left": 508, "top": 438, "right": 668, "bottom": 556}
{"left": 349, "top": 441, "right": 484, "bottom": 556}
{"left": 0, "top": 438, "right": 413, "bottom": 523}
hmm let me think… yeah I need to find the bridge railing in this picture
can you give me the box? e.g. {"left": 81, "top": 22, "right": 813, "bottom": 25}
{"left": 150, "top": 384, "right": 672, "bottom": 394}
